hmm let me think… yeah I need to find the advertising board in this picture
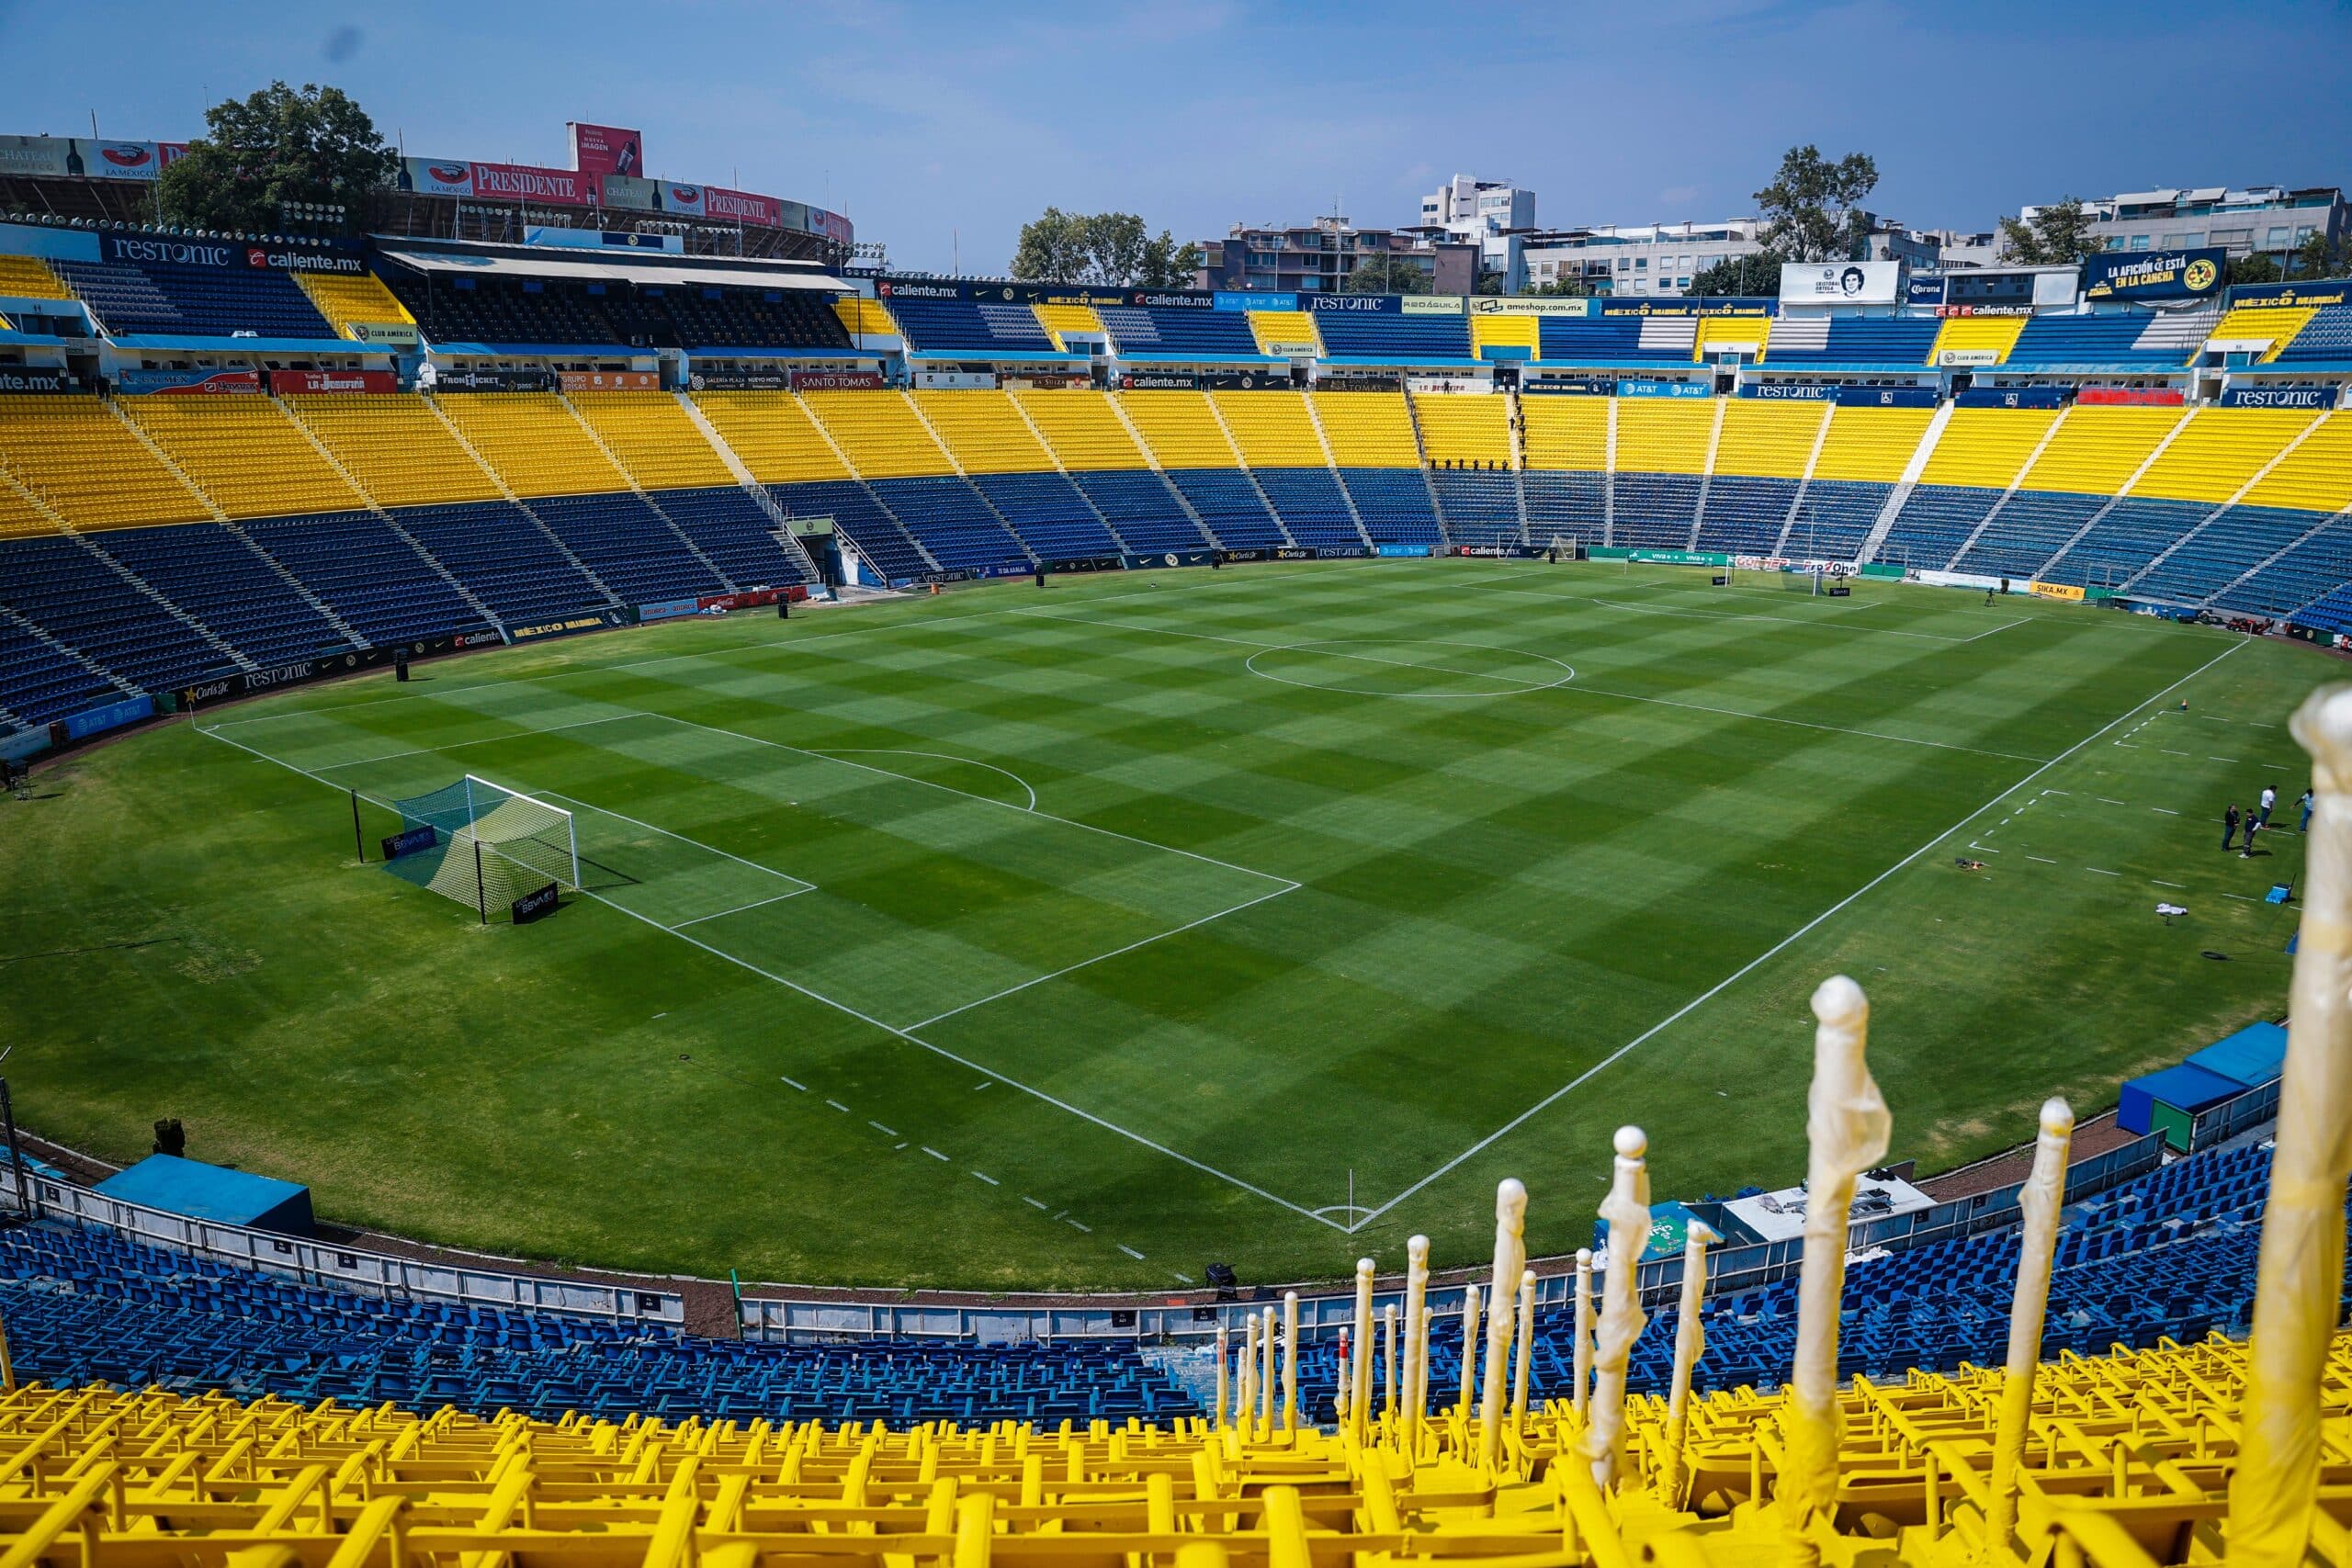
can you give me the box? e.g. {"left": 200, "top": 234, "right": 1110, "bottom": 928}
{"left": 1778, "top": 260, "right": 1903, "bottom": 306}
{"left": 2082, "top": 247, "right": 2223, "bottom": 303}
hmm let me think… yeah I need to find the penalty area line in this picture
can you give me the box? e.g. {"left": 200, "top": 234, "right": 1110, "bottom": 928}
{"left": 1349, "top": 636, "right": 2249, "bottom": 1233}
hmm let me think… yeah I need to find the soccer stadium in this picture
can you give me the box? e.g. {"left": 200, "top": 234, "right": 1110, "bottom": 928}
{"left": 0, "top": 6, "right": 2349, "bottom": 1563}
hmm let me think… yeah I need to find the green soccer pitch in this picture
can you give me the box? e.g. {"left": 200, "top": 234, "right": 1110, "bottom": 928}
{"left": 1, "top": 559, "right": 2324, "bottom": 1290}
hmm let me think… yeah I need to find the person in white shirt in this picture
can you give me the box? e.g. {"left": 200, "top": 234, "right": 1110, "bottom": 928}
{"left": 2257, "top": 784, "right": 2278, "bottom": 829}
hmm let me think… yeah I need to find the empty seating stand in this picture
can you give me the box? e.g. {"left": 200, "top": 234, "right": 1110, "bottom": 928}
{"left": 526, "top": 493, "right": 727, "bottom": 604}
{"left": 650, "top": 487, "right": 818, "bottom": 589}
{"left": 0, "top": 536, "right": 231, "bottom": 693}
{"left": 53, "top": 256, "right": 335, "bottom": 340}
{"left": 93, "top": 525, "right": 351, "bottom": 666}
{"left": 393, "top": 502, "right": 614, "bottom": 624}
{"left": 771, "top": 479, "right": 933, "bottom": 583}
{"left": 240, "top": 511, "right": 487, "bottom": 647}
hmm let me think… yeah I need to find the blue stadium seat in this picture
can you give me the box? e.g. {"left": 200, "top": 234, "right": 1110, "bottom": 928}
{"left": 526, "top": 493, "right": 729, "bottom": 605}
{"left": 1312, "top": 312, "right": 1471, "bottom": 362}
{"left": 969, "top": 472, "right": 1125, "bottom": 558}
{"left": 1340, "top": 469, "right": 1446, "bottom": 547}
{"left": 94, "top": 525, "right": 353, "bottom": 667}
{"left": 649, "top": 488, "right": 820, "bottom": 589}
{"left": 864, "top": 476, "right": 1034, "bottom": 570}
{"left": 52, "top": 257, "right": 334, "bottom": 340}
{"left": 771, "top": 479, "right": 933, "bottom": 583}
{"left": 1069, "top": 471, "right": 1211, "bottom": 554}
{"left": 239, "top": 511, "right": 488, "bottom": 647}
{"left": 1430, "top": 469, "right": 1521, "bottom": 547}
{"left": 1095, "top": 308, "right": 1264, "bottom": 358}
{"left": 1251, "top": 468, "right": 1363, "bottom": 549}
{"left": 393, "top": 502, "right": 615, "bottom": 624}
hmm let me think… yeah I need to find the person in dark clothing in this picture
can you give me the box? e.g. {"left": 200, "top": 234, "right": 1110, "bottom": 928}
{"left": 2243, "top": 818, "right": 2261, "bottom": 858}
{"left": 2222, "top": 804, "right": 2241, "bottom": 851}
{"left": 2301, "top": 787, "right": 2316, "bottom": 831}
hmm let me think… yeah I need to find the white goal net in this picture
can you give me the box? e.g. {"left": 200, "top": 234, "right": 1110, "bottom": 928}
{"left": 390, "top": 775, "right": 580, "bottom": 919}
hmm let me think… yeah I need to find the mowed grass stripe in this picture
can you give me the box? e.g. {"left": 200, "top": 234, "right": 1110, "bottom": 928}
{"left": 8, "top": 561, "right": 2305, "bottom": 1288}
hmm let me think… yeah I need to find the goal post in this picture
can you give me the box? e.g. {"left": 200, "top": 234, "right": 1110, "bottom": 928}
{"left": 386, "top": 774, "right": 580, "bottom": 920}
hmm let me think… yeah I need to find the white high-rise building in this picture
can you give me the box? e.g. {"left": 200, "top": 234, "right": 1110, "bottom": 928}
{"left": 1418, "top": 175, "right": 1535, "bottom": 288}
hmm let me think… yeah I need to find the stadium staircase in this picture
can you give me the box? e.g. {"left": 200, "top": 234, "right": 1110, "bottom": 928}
{"left": 1295, "top": 392, "right": 1376, "bottom": 547}
{"left": 1198, "top": 394, "right": 1301, "bottom": 549}
{"left": 1855, "top": 395, "right": 1955, "bottom": 564}
{"left": 1311, "top": 390, "right": 1445, "bottom": 548}
{"left": 1017, "top": 387, "right": 1216, "bottom": 553}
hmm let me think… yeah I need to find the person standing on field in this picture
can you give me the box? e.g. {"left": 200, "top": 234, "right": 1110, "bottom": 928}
{"left": 2301, "top": 787, "right": 2315, "bottom": 831}
{"left": 2257, "top": 784, "right": 2277, "bottom": 829}
{"left": 2222, "top": 803, "right": 2241, "bottom": 851}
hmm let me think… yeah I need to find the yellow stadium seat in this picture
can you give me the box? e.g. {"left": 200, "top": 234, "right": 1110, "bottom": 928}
{"left": 1014, "top": 387, "right": 1152, "bottom": 470}
{"left": 1212, "top": 390, "right": 1326, "bottom": 467}
{"left": 802, "top": 389, "right": 956, "bottom": 478}
{"left": 435, "top": 392, "right": 628, "bottom": 497}
{"left": 0, "top": 397, "right": 211, "bottom": 529}
{"left": 1412, "top": 391, "right": 1512, "bottom": 466}
{"left": 914, "top": 389, "right": 1056, "bottom": 473}
{"left": 1712, "top": 399, "right": 1824, "bottom": 480}
{"left": 1916, "top": 408, "right": 2061, "bottom": 490}
{"left": 1249, "top": 310, "right": 1320, "bottom": 355}
{"left": 2130, "top": 407, "right": 2317, "bottom": 504}
{"left": 281, "top": 393, "right": 501, "bottom": 507}
{"left": 835, "top": 297, "right": 899, "bottom": 336}
{"left": 119, "top": 395, "right": 362, "bottom": 519}
{"left": 0, "top": 253, "right": 74, "bottom": 299}
{"left": 1810, "top": 405, "right": 1935, "bottom": 483}
{"left": 1613, "top": 399, "right": 1714, "bottom": 476}
{"left": 1520, "top": 395, "right": 1610, "bottom": 471}
{"left": 2241, "top": 412, "right": 2352, "bottom": 513}
{"left": 2207, "top": 304, "right": 2319, "bottom": 362}
{"left": 1928, "top": 315, "right": 2027, "bottom": 366}
{"left": 568, "top": 390, "right": 735, "bottom": 490}
{"left": 695, "top": 391, "right": 853, "bottom": 483}
{"left": 1470, "top": 313, "right": 1539, "bottom": 361}
{"left": 294, "top": 270, "right": 415, "bottom": 341}
{"left": 1692, "top": 316, "right": 1770, "bottom": 362}
{"left": 1310, "top": 390, "right": 1421, "bottom": 468}
{"left": 1032, "top": 303, "right": 1103, "bottom": 349}
{"left": 2019, "top": 407, "right": 2183, "bottom": 496}
{"left": 0, "top": 468, "right": 57, "bottom": 537}
{"left": 1115, "top": 389, "right": 1243, "bottom": 468}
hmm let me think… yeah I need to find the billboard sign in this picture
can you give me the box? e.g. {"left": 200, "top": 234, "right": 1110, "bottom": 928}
{"left": 2218, "top": 386, "right": 2336, "bottom": 410}
{"left": 660, "top": 182, "right": 707, "bottom": 216}
{"left": 1216, "top": 290, "right": 1289, "bottom": 311}
{"left": 598, "top": 173, "right": 658, "bottom": 210}
{"left": 1955, "top": 386, "right": 2070, "bottom": 409}
{"left": 808, "top": 209, "right": 854, "bottom": 245}
{"left": 702, "top": 186, "right": 783, "bottom": 227}
{"left": 1307, "top": 293, "right": 1397, "bottom": 313}
{"left": 0, "top": 135, "right": 72, "bottom": 178}
{"left": 403, "top": 157, "right": 476, "bottom": 197}
{"left": 556, "top": 370, "right": 659, "bottom": 390}
{"left": 425, "top": 366, "right": 554, "bottom": 392}
{"left": 1469, "top": 297, "right": 1596, "bottom": 316}
{"left": 2226, "top": 281, "right": 2352, "bottom": 310}
{"left": 0, "top": 368, "right": 81, "bottom": 394}
{"left": 1779, "top": 260, "right": 1903, "bottom": 306}
{"left": 1935, "top": 348, "right": 2004, "bottom": 367}
{"left": 267, "top": 369, "right": 398, "bottom": 395}
{"left": 2076, "top": 386, "right": 2184, "bottom": 407}
{"left": 2082, "top": 247, "right": 2222, "bottom": 302}
{"left": 1401, "top": 295, "right": 1465, "bottom": 315}
{"left": 77, "top": 141, "right": 165, "bottom": 180}
{"left": 344, "top": 321, "right": 421, "bottom": 346}
{"left": 1834, "top": 385, "right": 1937, "bottom": 408}
{"left": 568, "top": 122, "right": 643, "bottom": 177}
{"left": 469, "top": 161, "right": 594, "bottom": 207}
{"left": 115, "top": 368, "right": 262, "bottom": 395}
{"left": 1616, "top": 378, "right": 1711, "bottom": 399}
{"left": 1738, "top": 381, "right": 1838, "bottom": 400}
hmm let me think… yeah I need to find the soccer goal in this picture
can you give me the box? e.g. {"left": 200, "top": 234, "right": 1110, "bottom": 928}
{"left": 390, "top": 775, "right": 580, "bottom": 922}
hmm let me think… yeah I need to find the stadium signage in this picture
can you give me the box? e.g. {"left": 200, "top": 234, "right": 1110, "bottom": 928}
{"left": 103, "top": 235, "right": 232, "bottom": 267}
{"left": 597, "top": 175, "right": 659, "bottom": 211}
{"left": 556, "top": 370, "right": 659, "bottom": 391}
{"left": 1216, "top": 547, "right": 1270, "bottom": 563}
{"left": 402, "top": 157, "right": 477, "bottom": 197}
{"left": 1401, "top": 296, "right": 1465, "bottom": 315}
{"left": 267, "top": 369, "right": 397, "bottom": 395}
{"left": 688, "top": 370, "right": 789, "bottom": 391}
{"left": 175, "top": 633, "right": 504, "bottom": 708}
{"left": 1521, "top": 377, "right": 1615, "bottom": 396}
{"left": 1375, "top": 544, "right": 1432, "bottom": 557}
{"left": 471, "top": 161, "right": 594, "bottom": 207}
{"left": 243, "top": 244, "right": 367, "bottom": 276}
{"left": 1616, "top": 378, "right": 1711, "bottom": 399}
{"left": 2219, "top": 386, "right": 2335, "bottom": 410}
{"left": 1217, "top": 290, "right": 1291, "bottom": 311}
{"left": 115, "top": 368, "right": 262, "bottom": 395}
{"left": 1934, "top": 303, "right": 2034, "bottom": 318}
{"left": 1596, "top": 299, "right": 1772, "bottom": 318}
{"left": 59, "top": 694, "right": 153, "bottom": 741}
{"left": 1779, "top": 260, "right": 1903, "bottom": 306}
{"left": 426, "top": 367, "right": 554, "bottom": 392}
{"left": 568, "top": 121, "right": 644, "bottom": 178}
{"left": 1469, "top": 297, "right": 1596, "bottom": 316}
{"left": 380, "top": 824, "right": 439, "bottom": 862}
{"left": 1306, "top": 294, "right": 1396, "bottom": 312}
{"left": 1317, "top": 371, "right": 1401, "bottom": 390}
{"left": 639, "top": 598, "right": 703, "bottom": 622}
{"left": 1834, "top": 385, "right": 1938, "bottom": 408}
{"left": 786, "top": 370, "right": 885, "bottom": 390}
{"left": 1201, "top": 371, "right": 1283, "bottom": 389}
{"left": 1957, "top": 386, "right": 2070, "bottom": 409}
{"left": 874, "top": 279, "right": 963, "bottom": 300}
{"left": 1047, "top": 556, "right": 1125, "bottom": 573}
{"left": 1132, "top": 289, "right": 1213, "bottom": 309}
{"left": 1262, "top": 341, "right": 1318, "bottom": 357}
{"left": 2028, "top": 581, "right": 2086, "bottom": 603}
{"left": 2077, "top": 387, "right": 2184, "bottom": 407}
{"left": 2082, "top": 247, "right": 2223, "bottom": 302}
{"left": 0, "top": 369, "right": 80, "bottom": 393}
{"left": 344, "top": 321, "right": 421, "bottom": 346}
{"left": 2227, "top": 281, "right": 2351, "bottom": 310}
{"left": 1273, "top": 547, "right": 1317, "bottom": 560}
{"left": 1118, "top": 371, "right": 1197, "bottom": 389}
{"left": 510, "top": 610, "right": 631, "bottom": 641}
{"left": 1738, "top": 381, "right": 1837, "bottom": 400}
{"left": 1121, "top": 550, "right": 1215, "bottom": 570}
{"left": 1935, "top": 348, "right": 2004, "bottom": 368}
{"left": 511, "top": 881, "right": 562, "bottom": 925}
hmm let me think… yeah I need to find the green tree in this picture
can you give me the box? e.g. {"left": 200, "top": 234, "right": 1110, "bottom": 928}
{"left": 1521, "top": 274, "right": 1590, "bottom": 298}
{"left": 1475, "top": 269, "right": 1507, "bottom": 296}
{"left": 1009, "top": 209, "right": 1200, "bottom": 287}
{"left": 1688, "top": 253, "right": 1781, "bottom": 297}
{"left": 2227, "top": 252, "right": 2284, "bottom": 287}
{"left": 2293, "top": 229, "right": 2351, "bottom": 279}
{"left": 158, "top": 81, "right": 395, "bottom": 234}
{"left": 1754, "top": 144, "right": 1879, "bottom": 263}
{"left": 1998, "top": 197, "right": 2104, "bottom": 266}
{"left": 1343, "top": 254, "right": 1433, "bottom": 294}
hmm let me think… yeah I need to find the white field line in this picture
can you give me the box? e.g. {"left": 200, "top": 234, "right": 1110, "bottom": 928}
{"left": 198, "top": 708, "right": 1339, "bottom": 1232}
{"left": 812, "top": 749, "right": 1038, "bottom": 811}
{"left": 296, "top": 711, "right": 648, "bottom": 769}
{"left": 1585, "top": 595, "right": 1977, "bottom": 642}
{"left": 530, "top": 788, "right": 818, "bottom": 897}
{"left": 1016, "top": 608, "right": 2044, "bottom": 763}
{"left": 1348, "top": 637, "right": 2248, "bottom": 1232}
{"left": 1960, "top": 618, "right": 2031, "bottom": 643}
{"left": 667, "top": 889, "right": 814, "bottom": 930}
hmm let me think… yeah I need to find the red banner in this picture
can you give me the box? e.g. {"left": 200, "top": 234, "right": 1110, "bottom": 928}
{"left": 808, "top": 209, "right": 854, "bottom": 245}
{"left": 568, "top": 122, "right": 643, "bottom": 178}
{"left": 702, "top": 186, "right": 780, "bottom": 227}
{"left": 557, "top": 370, "right": 660, "bottom": 391}
{"left": 269, "top": 369, "right": 397, "bottom": 395}
{"left": 789, "top": 369, "right": 884, "bottom": 390}
{"left": 2076, "top": 387, "right": 2185, "bottom": 407}
{"left": 469, "top": 161, "right": 594, "bottom": 207}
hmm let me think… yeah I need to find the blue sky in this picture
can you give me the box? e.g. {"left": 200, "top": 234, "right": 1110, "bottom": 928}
{"left": 3, "top": 0, "right": 2346, "bottom": 273}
